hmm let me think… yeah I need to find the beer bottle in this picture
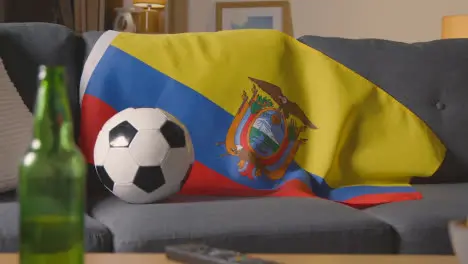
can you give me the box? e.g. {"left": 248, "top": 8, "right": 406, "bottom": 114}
{"left": 18, "top": 65, "right": 86, "bottom": 264}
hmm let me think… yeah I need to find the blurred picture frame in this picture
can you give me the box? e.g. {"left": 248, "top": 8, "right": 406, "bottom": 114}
{"left": 216, "top": 1, "right": 293, "bottom": 36}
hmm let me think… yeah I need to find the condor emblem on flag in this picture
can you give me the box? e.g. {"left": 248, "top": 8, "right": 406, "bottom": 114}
{"left": 218, "top": 77, "right": 317, "bottom": 181}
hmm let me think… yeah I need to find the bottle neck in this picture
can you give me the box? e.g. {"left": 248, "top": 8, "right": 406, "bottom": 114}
{"left": 32, "top": 66, "right": 75, "bottom": 152}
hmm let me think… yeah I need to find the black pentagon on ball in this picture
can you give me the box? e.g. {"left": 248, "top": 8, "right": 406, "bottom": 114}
{"left": 95, "top": 165, "right": 114, "bottom": 191}
{"left": 133, "top": 166, "right": 166, "bottom": 193}
{"left": 109, "top": 121, "right": 138, "bottom": 148}
{"left": 160, "top": 120, "right": 186, "bottom": 148}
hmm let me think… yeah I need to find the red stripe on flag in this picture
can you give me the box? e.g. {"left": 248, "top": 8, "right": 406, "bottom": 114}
{"left": 79, "top": 94, "right": 118, "bottom": 164}
{"left": 342, "top": 191, "right": 423, "bottom": 208}
{"left": 270, "top": 179, "right": 317, "bottom": 198}
{"left": 180, "top": 161, "right": 317, "bottom": 198}
{"left": 180, "top": 161, "right": 273, "bottom": 196}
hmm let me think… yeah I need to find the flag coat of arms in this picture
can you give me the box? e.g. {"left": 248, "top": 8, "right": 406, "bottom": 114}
{"left": 80, "top": 30, "right": 446, "bottom": 207}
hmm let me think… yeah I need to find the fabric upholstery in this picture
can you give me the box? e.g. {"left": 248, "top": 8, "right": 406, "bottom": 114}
{"left": 0, "top": 192, "right": 113, "bottom": 252}
{"left": 0, "top": 58, "right": 32, "bottom": 192}
{"left": 80, "top": 31, "right": 104, "bottom": 62}
{"left": 0, "top": 22, "right": 81, "bottom": 144}
{"left": 91, "top": 196, "right": 395, "bottom": 253}
{"left": 365, "top": 183, "right": 468, "bottom": 254}
{"left": 0, "top": 23, "right": 113, "bottom": 252}
{"left": 298, "top": 36, "right": 468, "bottom": 183}
{"left": 0, "top": 23, "right": 106, "bottom": 200}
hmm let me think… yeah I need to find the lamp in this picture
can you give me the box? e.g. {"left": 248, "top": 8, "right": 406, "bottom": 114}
{"left": 133, "top": 0, "right": 166, "bottom": 33}
{"left": 133, "top": 0, "right": 166, "bottom": 9}
{"left": 441, "top": 15, "right": 468, "bottom": 39}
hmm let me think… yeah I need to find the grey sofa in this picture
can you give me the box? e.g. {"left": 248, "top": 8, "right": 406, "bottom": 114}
{"left": 1, "top": 22, "right": 468, "bottom": 255}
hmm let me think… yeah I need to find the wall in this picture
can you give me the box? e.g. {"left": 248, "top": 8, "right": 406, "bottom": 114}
{"left": 188, "top": 0, "right": 468, "bottom": 42}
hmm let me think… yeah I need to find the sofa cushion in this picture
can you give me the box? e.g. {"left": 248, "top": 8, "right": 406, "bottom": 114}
{"left": 91, "top": 195, "right": 395, "bottom": 253}
{"left": 364, "top": 183, "right": 468, "bottom": 254}
{"left": 298, "top": 36, "right": 468, "bottom": 184}
{"left": 0, "top": 191, "right": 113, "bottom": 252}
{"left": 0, "top": 58, "right": 32, "bottom": 193}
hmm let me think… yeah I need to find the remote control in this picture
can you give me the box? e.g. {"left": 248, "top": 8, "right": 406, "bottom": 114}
{"left": 165, "top": 244, "right": 283, "bottom": 264}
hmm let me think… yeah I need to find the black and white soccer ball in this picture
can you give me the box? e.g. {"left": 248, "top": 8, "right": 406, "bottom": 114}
{"left": 93, "top": 107, "right": 194, "bottom": 204}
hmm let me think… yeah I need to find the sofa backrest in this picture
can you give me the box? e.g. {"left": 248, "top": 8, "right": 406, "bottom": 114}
{"left": 0, "top": 22, "right": 82, "bottom": 142}
{"left": 0, "top": 23, "right": 95, "bottom": 197}
{"left": 299, "top": 36, "right": 468, "bottom": 183}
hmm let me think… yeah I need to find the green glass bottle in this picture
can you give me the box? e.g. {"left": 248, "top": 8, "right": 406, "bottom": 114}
{"left": 18, "top": 65, "right": 86, "bottom": 264}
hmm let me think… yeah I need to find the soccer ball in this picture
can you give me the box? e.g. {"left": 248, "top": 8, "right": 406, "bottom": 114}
{"left": 93, "top": 107, "right": 194, "bottom": 204}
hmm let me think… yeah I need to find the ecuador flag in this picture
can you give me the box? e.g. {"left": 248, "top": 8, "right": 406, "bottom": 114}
{"left": 79, "top": 30, "right": 446, "bottom": 207}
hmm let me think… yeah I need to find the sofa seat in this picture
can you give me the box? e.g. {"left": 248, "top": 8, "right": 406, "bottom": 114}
{"left": 365, "top": 183, "right": 468, "bottom": 254}
{"left": 0, "top": 192, "right": 113, "bottom": 252}
{"left": 90, "top": 195, "right": 395, "bottom": 253}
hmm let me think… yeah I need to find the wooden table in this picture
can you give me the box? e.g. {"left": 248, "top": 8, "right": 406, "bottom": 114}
{"left": 0, "top": 253, "right": 459, "bottom": 264}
